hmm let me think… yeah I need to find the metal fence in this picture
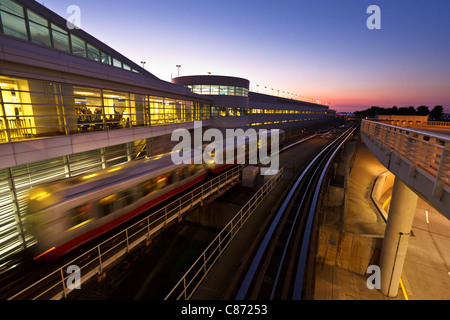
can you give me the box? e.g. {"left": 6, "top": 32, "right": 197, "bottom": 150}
{"left": 360, "top": 120, "right": 450, "bottom": 194}
{"left": 427, "top": 121, "right": 450, "bottom": 127}
{"left": 165, "top": 167, "right": 284, "bottom": 300}
{"left": 8, "top": 165, "right": 243, "bottom": 300}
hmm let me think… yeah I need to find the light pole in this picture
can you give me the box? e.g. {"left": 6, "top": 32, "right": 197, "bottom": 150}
{"left": 141, "top": 61, "right": 146, "bottom": 69}
{"left": 176, "top": 65, "right": 181, "bottom": 77}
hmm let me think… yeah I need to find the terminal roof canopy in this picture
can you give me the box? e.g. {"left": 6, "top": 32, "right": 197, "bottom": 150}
{"left": 1, "top": 0, "right": 158, "bottom": 80}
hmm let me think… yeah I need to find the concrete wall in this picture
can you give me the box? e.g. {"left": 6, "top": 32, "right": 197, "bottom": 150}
{"left": 376, "top": 115, "right": 428, "bottom": 126}
{"left": 316, "top": 228, "right": 383, "bottom": 275}
{"left": 315, "top": 136, "right": 385, "bottom": 276}
{"left": 371, "top": 171, "right": 395, "bottom": 221}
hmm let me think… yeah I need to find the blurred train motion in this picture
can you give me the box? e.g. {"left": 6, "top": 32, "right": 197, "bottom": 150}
{"left": 26, "top": 130, "right": 284, "bottom": 261}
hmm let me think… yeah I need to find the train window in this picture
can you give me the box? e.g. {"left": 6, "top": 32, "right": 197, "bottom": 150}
{"left": 188, "top": 165, "right": 196, "bottom": 176}
{"left": 117, "top": 188, "right": 134, "bottom": 208}
{"left": 141, "top": 179, "right": 157, "bottom": 196}
{"left": 141, "top": 173, "right": 173, "bottom": 197}
{"left": 159, "top": 173, "right": 172, "bottom": 188}
{"left": 69, "top": 203, "right": 93, "bottom": 231}
{"left": 177, "top": 167, "right": 186, "bottom": 180}
{"left": 98, "top": 194, "right": 117, "bottom": 217}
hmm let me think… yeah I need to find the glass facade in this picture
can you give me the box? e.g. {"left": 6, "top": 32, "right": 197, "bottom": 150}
{"left": 248, "top": 108, "right": 326, "bottom": 114}
{"left": 209, "top": 107, "right": 326, "bottom": 117}
{"left": 0, "top": 133, "right": 179, "bottom": 264}
{"left": 211, "top": 107, "right": 248, "bottom": 117}
{"left": 0, "top": 0, "right": 141, "bottom": 73}
{"left": 248, "top": 118, "right": 319, "bottom": 127}
{"left": 185, "top": 85, "right": 249, "bottom": 97}
{"left": 0, "top": 75, "right": 211, "bottom": 143}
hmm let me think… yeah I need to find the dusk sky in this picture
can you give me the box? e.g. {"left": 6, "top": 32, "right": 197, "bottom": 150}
{"left": 39, "top": 0, "right": 450, "bottom": 113}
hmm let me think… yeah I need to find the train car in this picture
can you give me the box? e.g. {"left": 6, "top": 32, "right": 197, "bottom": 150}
{"left": 208, "top": 129, "right": 285, "bottom": 174}
{"left": 26, "top": 151, "right": 207, "bottom": 261}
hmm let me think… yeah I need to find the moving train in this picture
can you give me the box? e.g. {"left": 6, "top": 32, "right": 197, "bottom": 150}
{"left": 26, "top": 130, "right": 285, "bottom": 261}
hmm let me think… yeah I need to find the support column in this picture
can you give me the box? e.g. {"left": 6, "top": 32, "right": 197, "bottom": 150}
{"left": 379, "top": 176, "right": 418, "bottom": 297}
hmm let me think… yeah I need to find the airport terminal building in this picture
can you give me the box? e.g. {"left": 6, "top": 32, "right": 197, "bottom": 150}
{"left": 0, "top": 0, "right": 333, "bottom": 264}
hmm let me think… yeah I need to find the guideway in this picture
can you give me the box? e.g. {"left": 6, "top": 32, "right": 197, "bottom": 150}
{"left": 235, "top": 125, "right": 357, "bottom": 300}
{"left": 187, "top": 124, "right": 357, "bottom": 299}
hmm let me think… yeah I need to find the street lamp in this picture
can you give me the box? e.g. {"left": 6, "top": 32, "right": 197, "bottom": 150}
{"left": 176, "top": 65, "right": 181, "bottom": 77}
{"left": 141, "top": 61, "right": 146, "bottom": 69}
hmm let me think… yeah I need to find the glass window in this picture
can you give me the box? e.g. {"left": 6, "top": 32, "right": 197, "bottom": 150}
{"left": 130, "top": 94, "right": 146, "bottom": 127}
{"left": 201, "top": 85, "right": 211, "bottom": 95}
{"left": 123, "top": 63, "right": 131, "bottom": 71}
{"left": 235, "top": 87, "right": 244, "bottom": 96}
{"left": 164, "top": 98, "right": 175, "bottom": 123}
{"left": 86, "top": 43, "right": 99, "bottom": 61}
{"left": 210, "top": 85, "right": 219, "bottom": 95}
{"left": 63, "top": 85, "right": 102, "bottom": 132}
{"left": 149, "top": 96, "right": 164, "bottom": 125}
{"left": 51, "top": 23, "right": 70, "bottom": 52}
{"left": 219, "top": 86, "right": 227, "bottom": 95}
{"left": 101, "top": 52, "right": 111, "bottom": 64}
{"left": 112, "top": 57, "right": 122, "bottom": 68}
{"left": 27, "top": 10, "right": 47, "bottom": 26}
{"left": 0, "top": 11, "right": 27, "bottom": 40}
{"left": 0, "top": 0, "right": 24, "bottom": 17}
{"left": 103, "top": 90, "right": 129, "bottom": 129}
{"left": 185, "top": 100, "right": 193, "bottom": 122}
{"left": 191, "top": 85, "right": 202, "bottom": 95}
{"left": 28, "top": 18, "right": 51, "bottom": 47}
{"left": 70, "top": 34, "right": 86, "bottom": 57}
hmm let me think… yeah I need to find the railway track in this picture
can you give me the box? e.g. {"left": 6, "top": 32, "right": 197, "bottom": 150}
{"left": 235, "top": 124, "right": 357, "bottom": 300}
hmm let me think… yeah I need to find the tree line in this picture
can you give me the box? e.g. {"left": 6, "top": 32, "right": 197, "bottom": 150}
{"left": 354, "top": 105, "right": 445, "bottom": 120}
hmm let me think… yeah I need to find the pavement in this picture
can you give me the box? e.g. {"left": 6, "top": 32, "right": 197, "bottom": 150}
{"left": 409, "top": 125, "right": 450, "bottom": 137}
{"left": 314, "top": 140, "right": 450, "bottom": 300}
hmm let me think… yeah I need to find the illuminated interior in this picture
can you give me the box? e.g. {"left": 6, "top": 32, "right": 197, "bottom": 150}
{"left": 0, "top": 75, "right": 211, "bottom": 142}
{"left": 185, "top": 85, "right": 249, "bottom": 97}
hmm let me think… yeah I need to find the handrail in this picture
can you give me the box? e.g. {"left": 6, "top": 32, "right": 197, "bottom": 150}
{"left": 360, "top": 120, "right": 450, "bottom": 190}
{"left": 165, "top": 167, "right": 284, "bottom": 300}
{"left": 8, "top": 165, "right": 243, "bottom": 300}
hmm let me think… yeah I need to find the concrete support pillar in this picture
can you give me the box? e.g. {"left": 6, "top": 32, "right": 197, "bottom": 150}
{"left": 379, "top": 176, "right": 418, "bottom": 297}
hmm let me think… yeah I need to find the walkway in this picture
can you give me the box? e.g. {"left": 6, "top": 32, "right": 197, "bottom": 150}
{"left": 314, "top": 141, "right": 450, "bottom": 300}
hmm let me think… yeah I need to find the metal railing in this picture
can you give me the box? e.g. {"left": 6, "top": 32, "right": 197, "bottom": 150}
{"left": 165, "top": 167, "right": 284, "bottom": 300}
{"left": 8, "top": 165, "right": 243, "bottom": 300}
{"left": 360, "top": 120, "right": 450, "bottom": 195}
{"left": 426, "top": 121, "right": 450, "bottom": 127}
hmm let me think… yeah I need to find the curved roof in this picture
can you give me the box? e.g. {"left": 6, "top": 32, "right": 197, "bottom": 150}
{"left": 173, "top": 75, "right": 250, "bottom": 89}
